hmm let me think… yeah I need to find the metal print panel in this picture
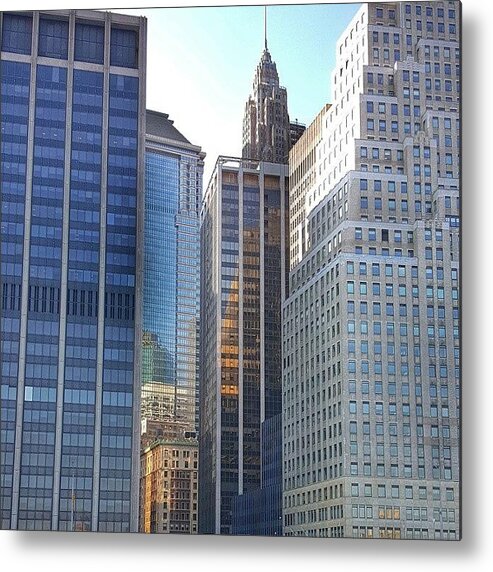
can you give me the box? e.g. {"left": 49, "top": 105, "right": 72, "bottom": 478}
{"left": 0, "top": 2, "right": 460, "bottom": 540}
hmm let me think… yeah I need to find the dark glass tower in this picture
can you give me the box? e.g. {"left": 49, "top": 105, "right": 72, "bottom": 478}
{"left": 0, "top": 10, "right": 146, "bottom": 532}
{"left": 199, "top": 157, "right": 288, "bottom": 534}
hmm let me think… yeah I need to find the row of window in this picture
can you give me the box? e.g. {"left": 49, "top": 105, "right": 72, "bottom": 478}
{"left": 404, "top": 5, "right": 456, "bottom": 19}
{"left": 1, "top": 14, "right": 138, "bottom": 68}
{"left": 351, "top": 483, "right": 455, "bottom": 501}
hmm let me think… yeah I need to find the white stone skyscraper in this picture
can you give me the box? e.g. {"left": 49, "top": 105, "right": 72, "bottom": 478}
{"left": 282, "top": 2, "right": 460, "bottom": 540}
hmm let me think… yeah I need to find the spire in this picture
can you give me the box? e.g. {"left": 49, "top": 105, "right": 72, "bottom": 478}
{"left": 264, "top": 5, "right": 268, "bottom": 51}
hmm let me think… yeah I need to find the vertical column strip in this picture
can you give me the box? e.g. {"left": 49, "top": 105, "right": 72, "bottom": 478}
{"left": 10, "top": 11, "right": 39, "bottom": 530}
{"left": 259, "top": 164, "right": 265, "bottom": 428}
{"left": 51, "top": 10, "right": 75, "bottom": 529}
{"left": 130, "top": 14, "right": 147, "bottom": 533}
{"left": 280, "top": 169, "right": 287, "bottom": 304}
{"left": 91, "top": 12, "right": 111, "bottom": 531}
{"left": 237, "top": 165, "right": 244, "bottom": 496}
{"left": 215, "top": 165, "right": 222, "bottom": 534}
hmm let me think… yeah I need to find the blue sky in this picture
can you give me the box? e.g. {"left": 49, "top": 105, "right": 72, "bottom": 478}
{"left": 120, "top": 2, "right": 361, "bottom": 182}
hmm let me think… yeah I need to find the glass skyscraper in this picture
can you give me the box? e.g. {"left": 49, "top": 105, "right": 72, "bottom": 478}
{"left": 199, "top": 157, "right": 288, "bottom": 534}
{"left": 0, "top": 10, "right": 146, "bottom": 531}
{"left": 142, "top": 110, "right": 204, "bottom": 435}
{"left": 139, "top": 110, "right": 204, "bottom": 534}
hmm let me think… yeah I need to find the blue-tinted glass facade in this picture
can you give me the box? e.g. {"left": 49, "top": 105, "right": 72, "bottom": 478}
{"left": 18, "top": 64, "right": 67, "bottom": 531}
{"left": 59, "top": 68, "right": 103, "bottom": 532}
{"left": 38, "top": 17, "right": 69, "bottom": 60}
{"left": 1, "top": 13, "right": 32, "bottom": 55}
{"left": 0, "top": 10, "right": 145, "bottom": 532}
{"left": 0, "top": 59, "right": 31, "bottom": 530}
{"left": 144, "top": 153, "right": 178, "bottom": 386}
{"left": 98, "top": 73, "right": 139, "bottom": 532}
{"left": 110, "top": 28, "right": 137, "bottom": 68}
{"left": 74, "top": 23, "right": 104, "bottom": 65}
{"left": 142, "top": 115, "right": 203, "bottom": 435}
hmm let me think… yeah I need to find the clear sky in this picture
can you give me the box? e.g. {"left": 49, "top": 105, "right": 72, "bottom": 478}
{"left": 118, "top": 2, "right": 361, "bottom": 183}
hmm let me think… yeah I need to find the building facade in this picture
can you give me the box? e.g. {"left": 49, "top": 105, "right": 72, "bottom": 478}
{"left": 140, "top": 435, "right": 198, "bottom": 534}
{"left": 231, "top": 414, "right": 282, "bottom": 536}
{"left": 0, "top": 9, "right": 147, "bottom": 531}
{"left": 199, "top": 157, "right": 288, "bottom": 534}
{"left": 282, "top": 2, "right": 460, "bottom": 540}
{"left": 242, "top": 44, "right": 291, "bottom": 164}
{"left": 289, "top": 105, "right": 330, "bottom": 270}
{"left": 289, "top": 121, "right": 307, "bottom": 151}
{"left": 143, "top": 109, "right": 204, "bottom": 435}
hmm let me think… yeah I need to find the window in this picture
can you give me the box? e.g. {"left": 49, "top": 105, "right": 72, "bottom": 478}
{"left": 110, "top": 27, "right": 138, "bottom": 68}
{"left": 75, "top": 22, "right": 105, "bottom": 64}
{"left": 39, "top": 17, "right": 69, "bottom": 59}
{"left": 1, "top": 13, "right": 33, "bottom": 54}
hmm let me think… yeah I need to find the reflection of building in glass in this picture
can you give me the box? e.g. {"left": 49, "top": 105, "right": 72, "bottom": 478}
{"left": 140, "top": 434, "right": 198, "bottom": 534}
{"left": 199, "top": 157, "right": 288, "bottom": 534}
{"left": 140, "top": 110, "right": 203, "bottom": 534}
{"left": 141, "top": 382, "right": 194, "bottom": 429}
{"left": 142, "top": 331, "right": 167, "bottom": 384}
{"left": 141, "top": 418, "right": 196, "bottom": 450}
{"left": 143, "top": 110, "right": 204, "bottom": 434}
{"left": 282, "top": 2, "right": 460, "bottom": 540}
{"left": 0, "top": 9, "right": 146, "bottom": 532}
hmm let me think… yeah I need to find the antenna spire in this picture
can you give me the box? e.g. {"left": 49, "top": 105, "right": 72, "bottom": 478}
{"left": 264, "top": 5, "right": 268, "bottom": 50}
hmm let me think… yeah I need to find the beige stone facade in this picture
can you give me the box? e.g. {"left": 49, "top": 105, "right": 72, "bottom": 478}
{"left": 283, "top": 1, "right": 460, "bottom": 540}
{"left": 140, "top": 437, "right": 198, "bottom": 534}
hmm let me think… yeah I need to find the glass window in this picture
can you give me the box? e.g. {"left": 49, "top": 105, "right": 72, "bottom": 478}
{"left": 1, "top": 13, "right": 32, "bottom": 54}
{"left": 38, "top": 17, "right": 69, "bottom": 59}
{"left": 110, "top": 27, "right": 138, "bottom": 68}
{"left": 75, "top": 22, "right": 105, "bottom": 64}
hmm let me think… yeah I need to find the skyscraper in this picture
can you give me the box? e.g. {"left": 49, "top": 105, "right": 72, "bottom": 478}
{"left": 0, "top": 9, "right": 146, "bottom": 532}
{"left": 140, "top": 110, "right": 204, "bottom": 534}
{"left": 242, "top": 28, "right": 291, "bottom": 164}
{"left": 142, "top": 110, "right": 204, "bottom": 435}
{"left": 282, "top": 2, "right": 460, "bottom": 539}
{"left": 289, "top": 104, "right": 330, "bottom": 270}
{"left": 199, "top": 157, "right": 288, "bottom": 534}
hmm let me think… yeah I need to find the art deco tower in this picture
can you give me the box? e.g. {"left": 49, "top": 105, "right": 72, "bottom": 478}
{"left": 242, "top": 11, "right": 291, "bottom": 164}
